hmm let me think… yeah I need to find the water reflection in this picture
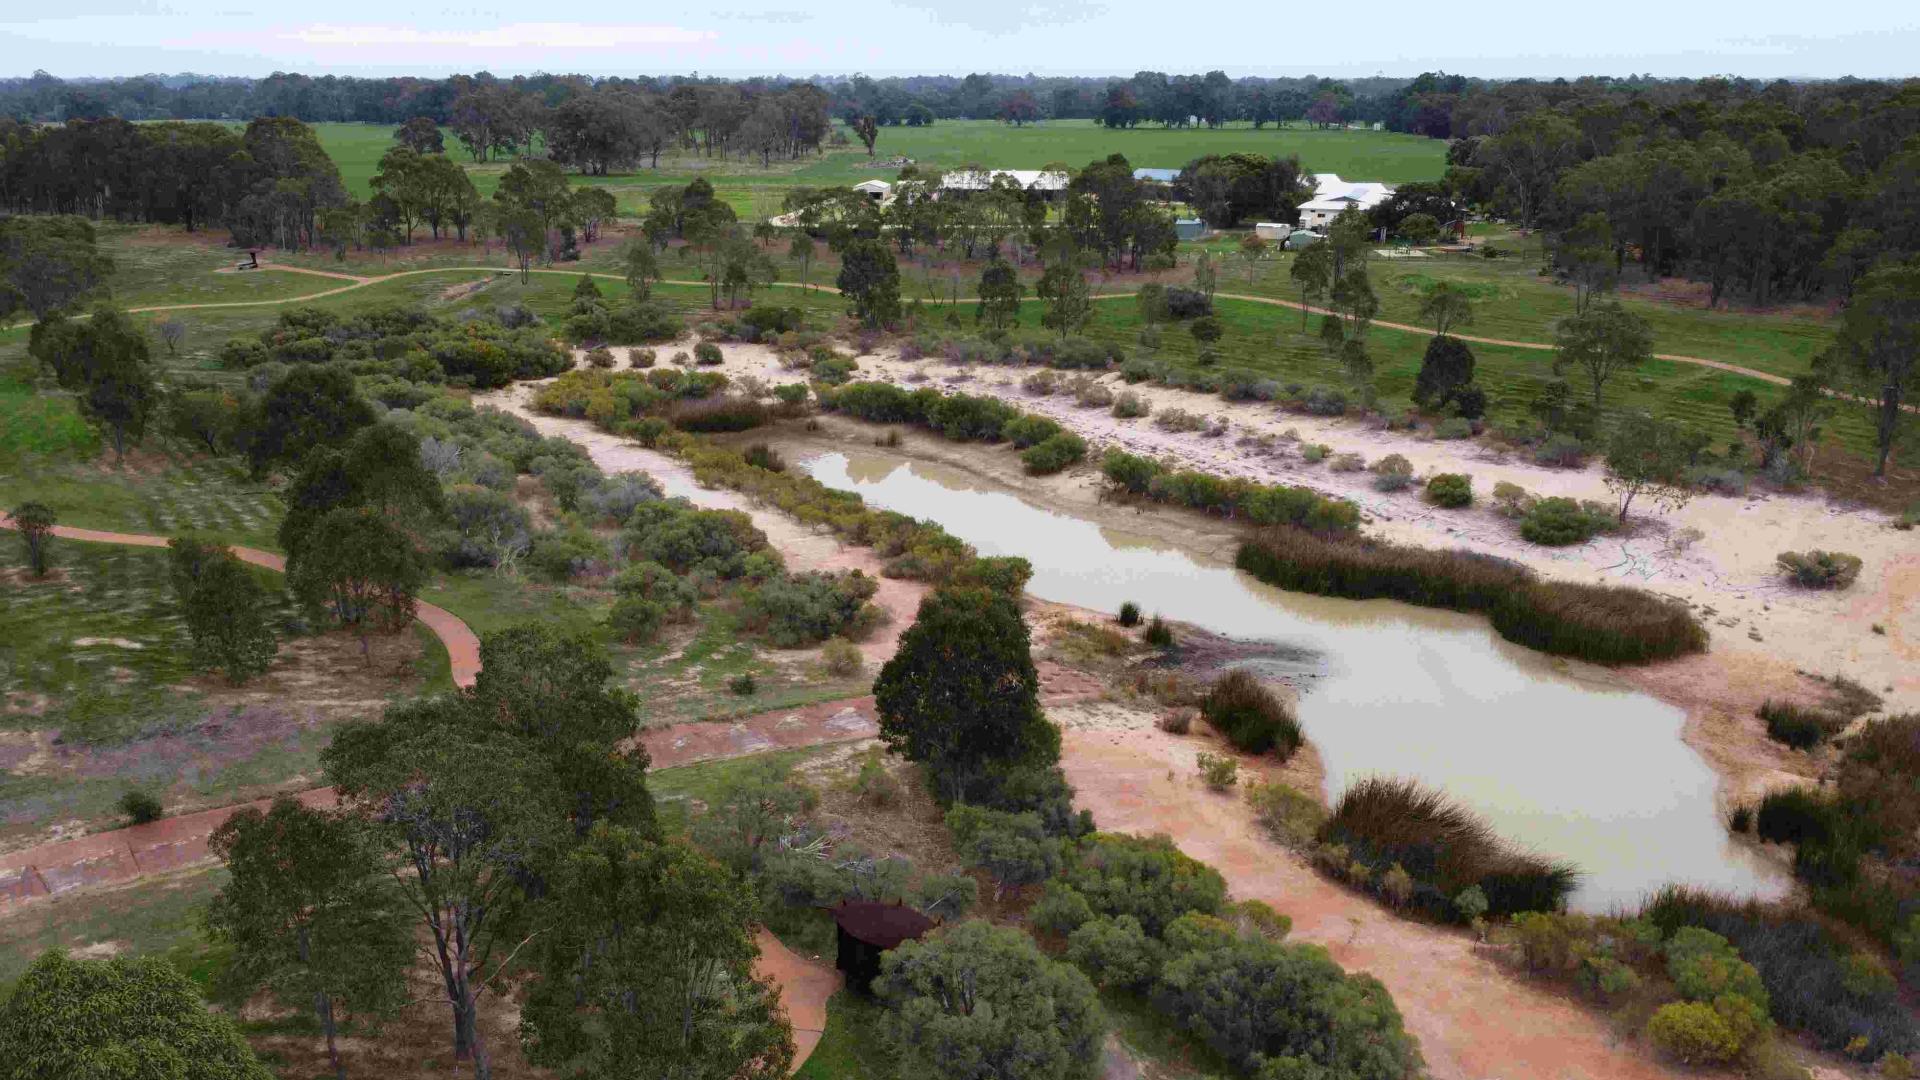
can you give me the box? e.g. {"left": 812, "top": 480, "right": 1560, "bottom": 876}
{"left": 805, "top": 450, "right": 1786, "bottom": 912}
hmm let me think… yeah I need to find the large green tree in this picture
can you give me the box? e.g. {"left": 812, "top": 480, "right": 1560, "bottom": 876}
{"left": 0, "top": 215, "right": 114, "bottom": 322}
{"left": 285, "top": 508, "right": 425, "bottom": 656}
{"left": 975, "top": 253, "right": 1025, "bottom": 330}
{"left": 874, "top": 919, "right": 1105, "bottom": 1080}
{"left": 1553, "top": 300, "right": 1653, "bottom": 410}
{"left": 1603, "top": 413, "right": 1709, "bottom": 521}
{"left": 520, "top": 827, "right": 794, "bottom": 1080}
{"left": 207, "top": 796, "right": 411, "bottom": 1080}
{"left": 0, "top": 951, "right": 271, "bottom": 1080}
{"left": 324, "top": 700, "right": 569, "bottom": 1080}
{"left": 1820, "top": 259, "right": 1920, "bottom": 477}
{"left": 875, "top": 585, "right": 1059, "bottom": 801}
{"left": 168, "top": 536, "right": 278, "bottom": 684}
{"left": 243, "top": 364, "right": 375, "bottom": 472}
{"left": 29, "top": 308, "right": 157, "bottom": 459}
{"left": 836, "top": 238, "right": 902, "bottom": 328}
{"left": 1036, "top": 257, "right": 1092, "bottom": 340}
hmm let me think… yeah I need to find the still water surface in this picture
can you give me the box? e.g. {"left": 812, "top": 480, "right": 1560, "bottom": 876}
{"left": 803, "top": 450, "right": 1785, "bottom": 912}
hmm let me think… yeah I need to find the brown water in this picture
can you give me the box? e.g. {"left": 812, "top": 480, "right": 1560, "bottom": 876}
{"left": 805, "top": 450, "right": 1787, "bottom": 912}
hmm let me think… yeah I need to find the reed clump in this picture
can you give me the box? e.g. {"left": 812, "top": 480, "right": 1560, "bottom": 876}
{"left": 1199, "top": 670, "right": 1301, "bottom": 760}
{"left": 1317, "top": 776, "right": 1579, "bottom": 919}
{"left": 1236, "top": 527, "right": 1707, "bottom": 665}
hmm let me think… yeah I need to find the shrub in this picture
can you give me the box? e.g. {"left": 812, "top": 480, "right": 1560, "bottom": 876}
{"left": 728, "top": 673, "right": 757, "bottom": 696}
{"left": 627, "top": 347, "right": 656, "bottom": 368}
{"left": 1245, "top": 780, "right": 1324, "bottom": 849}
{"left": 811, "top": 355, "right": 858, "bottom": 386}
{"left": 1003, "top": 413, "right": 1063, "bottom": 447}
{"left": 740, "top": 570, "right": 880, "bottom": 647}
{"left": 1329, "top": 452, "right": 1365, "bottom": 472}
{"left": 1533, "top": 434, "right": 1588, "bottom": 468}
{"left": 1054, "top": 833, "right": 1226, "bottom": 936}
{"left": 1154, "top": 407, "right": 1206, "bottom": 433}
{"left": 1143, "top": 615, "right": 1173, "bottom": 648}
{"left": 1157, "top": 710, "right": 1193, "bottom": 735}
{"left": 1066, "top": 915, "right": 1164, "bottom": 991}
{"left": 1111, "top": 391, "right": 1149, "bottom": 419}
{"left": 1426, "top": 473, "right": 1473, "bottom": 508}
{"left": 1022, "top": 432, "right": 1088, "bottom": 475}
{"left": 1759, "top": 700, "right": 1835, "bottom": 750}
{"left": 1022, "top": 369, "right": 1060, "bottom": 395}
{"left": 671, "top": 395, "right": 771, "bottom": 433}
{"left": 1200, "top": 670, "right": 1301, "bottom": 759}
{"left": 1196, "top": 752, "right": 1239, "bottom": 791}
{"left": 822, "top": 638, "right": 863, "bottom": 677}
{"left": 1435, "top": 416, "right": 1474, "bottom": 440}
{"left": 1755, "top": 787, "right": 1840, "bottom": 847}
{"left": 742, "top": 443, "right": 785, "bottom": 472}
{"left": 1648, "top": 1001, "right": 1745, "bottom": 1065}
{"left": 1319, "top": 776, "right": 1579, "bottom": 919}
{"left": 585, "top": 345, "right": 615, "bottom": 368}
{"left": 1519, "top": 497, "right": 1611, "bottom": 546}
{"left": 119, "top": 790, "right": 164, "bottom": 825}
{"left": 1491, "top": 481, "right": 1534, "bottom": 519}
{"left": 1117, "top": 601, "right": 1142, "bottom": 627}
{"left": 1301, "top": 387, "right": 1348, "bottom": 416}
{"left": 947, "top": 804, "right": 1064, "bottom": 892}
{"left": 1164, "top": 287, "right": 1212, "bottom": 319}
{"left": 1073, "top": 379, "right": 1115, "bottom": 409}
{"left": 1300, "top": 443, "right": 1330, "bottom": 463}
{"left": 1370, "top": 454, "right": 1415, "bottom": 491}
{"left": 1778, "top": 550, "right": 1863, "bottom": 590}
{"left": 692, "top": 341, "right": 723, "bottom": 366}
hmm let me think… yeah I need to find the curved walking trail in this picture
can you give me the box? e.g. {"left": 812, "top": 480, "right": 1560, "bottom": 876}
{"left": 0, "top": 259, "right": 1811, "bottom": 395}
{"left": 0, "top": 515, "right": 483, "bottom": 688}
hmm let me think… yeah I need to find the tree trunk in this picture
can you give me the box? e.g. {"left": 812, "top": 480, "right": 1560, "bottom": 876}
{"left": 318, "top": 991, "right": 345, "bottom": 1080}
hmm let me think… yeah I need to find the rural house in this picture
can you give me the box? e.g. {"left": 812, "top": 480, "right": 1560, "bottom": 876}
{"left": 1297, "top": 172, "right": 1395, "bottom": 229}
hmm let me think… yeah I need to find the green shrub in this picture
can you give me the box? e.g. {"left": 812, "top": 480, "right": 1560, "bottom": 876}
{"left": 1426, "top": 473, "right": 1472, "bottom": 508}
{"left": 1196, "top": 751, "right": 1239, "bottom": 791}
{"left": 810, "top": 355, "right": 858, "bottom": 386}
{"left": 1099, "top": 450, "right": 1359, "bottom": 534}
{"left": 1370, "top": 454, "right": 1414, "bottom": 492}
{"left": 1143, "top": 615, "right": 1173, "bottom": 648}
{"left": 1054, "top": 832, "right": 1226, "bottom": 936}
{"left": 1778, "top": 550, "right": 1863, "bottom": 590}
{"left": 627, "top": 347, "right": 656, "bottom": 368}
{"left": 740, "top": 570, "right": 880, "bottom": 647}
{"left": 1117, "top": 601, "right": 1141, "bottom": 628}
{"left": 585, "top": 345, "right": 615, "bottom": 368}
{"left": 1003, "top": 413, "right": 1063, "bottom": 447}
{"left": 821, "top": 638, "right": 863, "bottom": 677}
{"left": 1244, "top": 780, "right": 1324, "bottom": 849}
{"left": 1066, "top": 915, "right": 1164, "bottom": 991}
{"left": 1648, "top": 1001, "right": 1745, "bottom": 1065}
{"left": 947, "top": 804, "right": 1063, "bottom": 891}
{"left": 1021, "top": 432, "right": 1088, "bottom": 475}
{"left": 1200, "top": 670, "right": 1301, "bottom": 759}
{"left": 1111, "top": 391, "right": 1149, "bottom": 419}
{"left": 119, "top": 790, "right": 164, "bottom": 825}
{"left": 1435, "top": 416, "right": 1474, "bottom": 440}
{"left": 728, "top": 673, "right": 757, "bottom": 696}
{"left": 1519, "top": 497, "right": 1612, "bottom": 546}
{"left": 693, "top": 341, "right": 723, "bottom": 366}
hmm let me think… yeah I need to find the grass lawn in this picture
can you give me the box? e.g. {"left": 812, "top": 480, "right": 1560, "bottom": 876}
{"left": 795, "top": 990, "right": 894, "bottom": 1080}
{"left": 0, "top": 866, "right": 230, "bottom": 988}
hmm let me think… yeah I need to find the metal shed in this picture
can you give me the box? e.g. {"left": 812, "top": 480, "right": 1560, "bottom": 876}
{"left": 1174, "top": 219, "right": 1207, "bottom": 241}
{"left": 830, "top": 900, "right": 938, "bottom": 994}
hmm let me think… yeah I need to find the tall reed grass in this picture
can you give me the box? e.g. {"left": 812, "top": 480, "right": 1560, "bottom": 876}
{"left": 1236, "top": 527, "right": 1707, "bottom": 665}
{"left": 1318, "top": 776, "right": 1579, "bottom": 919}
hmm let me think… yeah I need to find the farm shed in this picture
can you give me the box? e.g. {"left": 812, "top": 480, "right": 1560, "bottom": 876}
{"left": 1254, "top": 222, "right": 1293, "bottom": 240}
{"left": 1174, "top": 218, "right": 1207, "bottom": 241}
{"left": 831, "top": 900, "right": 938, "bottom": 993}
{"left": 852, "top": 179, "right": 892, "bottom": 201}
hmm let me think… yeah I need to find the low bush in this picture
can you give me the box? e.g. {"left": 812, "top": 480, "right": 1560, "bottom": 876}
{"left": 1143, "top": 615, "right": 1173, "bottom": 648}
{"left": 1490, "top": 481, "right": 1534, "bottom": 519}
{"left": 740, "top": 570, "right": 880, "bottom": 647}
{"left": 1155, "top": 407, "right": 1206, "bottom": 433}
{"left": 1300, "top": 387, "right": 1348, "bottom": 416}
{"left": 1533, "top": 434, "right": 1589, "bottom": 468}
{"left": 1245, "top": 779, "right": 1324, "bottom": 849}
{"left": 1043, "top": 833, "right": 1227, "bottom": 937}
{"left": 1100, "top": 450, "right": 1360, "bottom": 534}
{"left": 1330, "top": 452, "right": 1366, "bottom": 472}
{"left": 1426, "top": 473, "right": 1473, "bottom": 508}
{"left": 585, "top": 345, "right": 615, "bottom": 368}
{"left": 1319, "top": 777, "right": 1579, "bottom": 919}
{"left": 821, "top": 638, "right": 863, "bottom": 677}
{"left": 693, "top": 341, "right": 723, "bottom": 366}
{"left": 1003, "top": 413, "right": 1062, "bottom": 448}
{"left": 1022, "top": 432, "right": 1088, "bottom": 475}
{"left": 670, "top": 395, "right": 771, "bottom": 433}
{"left": 1111, "top": 391, "right": 1149, "bottom": 419}
{"left": 1778, "top": 550, "right": 1863, "bottom": 590}
{"left": 627, "top": 347, "right": 656, "bottom": 368}
{"left": 810, "top": 355, "right": 858, "bottom": 386}
{"left": 1073, "top": 378, "right": 1115, "bottom": 409}
{"left": 1200, "top": 670, "right": 1301, "bottom": 760}
{"left": 1519, "top": 497, "right": 1613, "bottom": 546}
{"left": 1300, "top": 443, "right": 1330, "bottom": 463}
{"left": 1117, "top": 601, "right": 1142, "bottom": 627}
{"left": 1370, "top": 454, "right": 1415, "bottom": 491}
{"left": 728, "top": 673, "right": 757, "bottom": 696}
{"left": 119, "top": 790, "right": 164, "bottom": 825}
{"left": 1435, "top": 416, "right": 1474, "bottom": 440}
{"left": 1196, "top": 751, "right": 1239, "bottom": 791}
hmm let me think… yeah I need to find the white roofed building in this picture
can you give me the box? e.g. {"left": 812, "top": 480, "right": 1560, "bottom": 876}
{"left": 937, "top": 168, "right": 1070, "bottom": 200}
{"left": 1298, "top": 173, "right": 1396, "bottom": 229}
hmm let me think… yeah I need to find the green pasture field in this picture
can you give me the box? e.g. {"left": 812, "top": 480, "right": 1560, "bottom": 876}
{"left": 311, "top": 118, "right": 1449, "bottom": 216}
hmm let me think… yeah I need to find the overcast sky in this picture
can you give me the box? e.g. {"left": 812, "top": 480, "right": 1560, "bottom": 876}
{"left": 3, "top": 1, "right": 1917, "bottom": 80}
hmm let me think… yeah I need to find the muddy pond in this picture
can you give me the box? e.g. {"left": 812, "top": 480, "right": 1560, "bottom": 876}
{"left": 799, "top": 449, "right": 1785, "bottom": 912}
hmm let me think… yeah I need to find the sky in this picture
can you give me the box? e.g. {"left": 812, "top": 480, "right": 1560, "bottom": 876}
{"left": 3, "top": 1, "right": 1918, "bottom": 80}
